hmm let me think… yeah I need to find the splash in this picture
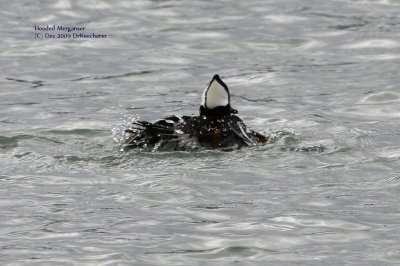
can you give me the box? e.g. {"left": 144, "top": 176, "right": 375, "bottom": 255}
{"left": 111, "top": 115, "right": 141, "bottom": 152}
{"left": 267, "top": 129, "right": 327, "bottom": 153}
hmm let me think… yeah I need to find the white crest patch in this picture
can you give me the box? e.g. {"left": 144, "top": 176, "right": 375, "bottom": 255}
{"left": 201, "top": 77, "right": 229, "bottom": 109}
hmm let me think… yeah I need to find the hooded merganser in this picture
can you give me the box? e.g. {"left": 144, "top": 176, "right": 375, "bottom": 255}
{"left": 124, "top": 74, "right": 268, "bottom": 151}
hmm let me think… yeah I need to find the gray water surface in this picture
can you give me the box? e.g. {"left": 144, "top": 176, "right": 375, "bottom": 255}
{"left": 1, "top": 0, "right": 400, "bottom": 265}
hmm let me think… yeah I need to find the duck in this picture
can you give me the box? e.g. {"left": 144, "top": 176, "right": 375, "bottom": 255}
{"left": 123, "top": 74, "right": 268, "bottom": 151}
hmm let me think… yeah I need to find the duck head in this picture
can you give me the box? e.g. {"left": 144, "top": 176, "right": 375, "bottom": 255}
{"left": 199, "top": 74, "right": 238, "bottom": 117}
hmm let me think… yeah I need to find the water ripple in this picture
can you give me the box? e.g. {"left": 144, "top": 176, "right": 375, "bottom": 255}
{"left": 1, "top": 0, "right": 400, "bottom": 264}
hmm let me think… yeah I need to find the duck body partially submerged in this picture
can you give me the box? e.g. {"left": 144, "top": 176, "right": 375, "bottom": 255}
{"left": 124, "top": 75, "right": 268, "bottom": 151}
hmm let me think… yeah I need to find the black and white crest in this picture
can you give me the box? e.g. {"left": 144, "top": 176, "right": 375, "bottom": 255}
{"left": 200, "top": 75, "right": 237, "bottom": 116}
{"left": 123, "top": 74, "right": 268, "bottom": 151}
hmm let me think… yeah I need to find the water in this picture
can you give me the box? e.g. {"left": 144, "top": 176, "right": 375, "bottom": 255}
{"left": 1, "top": 0, "right": 400, "bottom": 264}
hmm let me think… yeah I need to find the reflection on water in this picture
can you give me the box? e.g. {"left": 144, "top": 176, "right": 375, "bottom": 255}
{"left": 1, "top": 0, "right": 400, "bottom": 264}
